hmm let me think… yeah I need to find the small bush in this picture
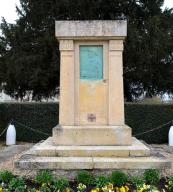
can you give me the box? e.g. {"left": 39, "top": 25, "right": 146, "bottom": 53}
{"left": 35, "top": 171, "right": 53, "bottom": 185}
{"left": 9, "top": 177, "right": 25, "bottom": 192}
{"left": 110, "top": 171, "right": 128, "bottom": 187}
{"left": 130, "top": 176, "right": 144, "bottom": 189}
{"left": 168, "top": 176, "right": 173, "bottom": 191}
{"left": 75, "top": 171, "right": 94, "bottom": 186}
{"left": 0, "top": 170, "right": 14, "bottom": 183}
{"left": 39, "top": 185, "right": 52, "bottom": 192}
{"left": 144, "top": 169, "right": 160, "bottom": 185}
{"left": 94, "top": 175, "right": 110, "bottom": 188}
{"left": 53, "top": 177, "right": 69, "bottom": 191}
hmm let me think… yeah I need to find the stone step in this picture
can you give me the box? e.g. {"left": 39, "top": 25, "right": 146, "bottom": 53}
{"left": 33, "top": 137, "right": 150, "bottom": 157}
{"left": 15, "top": 156, "right": 171, "bottom": 170}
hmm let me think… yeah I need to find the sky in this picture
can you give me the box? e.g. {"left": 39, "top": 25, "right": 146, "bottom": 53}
{"left": 0, "top": 0, "right": 20, "bottom": 23}
{"left": 0, "top": 0, "right": 172, "bottom": 24}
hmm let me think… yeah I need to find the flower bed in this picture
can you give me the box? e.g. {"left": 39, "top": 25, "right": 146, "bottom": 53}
{"left": 0, "top": 169, "right": 172, "bottom": 192}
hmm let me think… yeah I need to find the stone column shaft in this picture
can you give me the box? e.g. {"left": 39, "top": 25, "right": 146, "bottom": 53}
{"left": 108, "top": 40, "right": 124, "bottom": 125}
{"left": 59, "top": 40, "right": 75, "bottom": 125}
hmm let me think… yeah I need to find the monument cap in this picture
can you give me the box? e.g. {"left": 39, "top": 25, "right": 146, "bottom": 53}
{"left": 55, "top": 20, "right": 127, "bottom": 40}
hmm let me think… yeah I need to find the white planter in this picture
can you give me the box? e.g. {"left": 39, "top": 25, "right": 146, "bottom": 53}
{"left": 6, "top": 124, "right": 16, "bottom": 145}
{"left": 169, "top": 125, "right": 173, "bottom": 146}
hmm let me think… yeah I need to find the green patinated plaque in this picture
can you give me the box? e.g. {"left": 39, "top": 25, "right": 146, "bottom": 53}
{"left": 80, "top": 45, "right": 103, "bottom": 80}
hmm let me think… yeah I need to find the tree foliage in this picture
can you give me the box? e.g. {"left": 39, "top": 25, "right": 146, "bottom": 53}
{"left": 0, "top": 0, "right": 173, "bottom": 100}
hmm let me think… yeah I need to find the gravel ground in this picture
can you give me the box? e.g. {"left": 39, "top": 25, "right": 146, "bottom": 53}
{"left": 0, "top": 142, "right": 6, "bottom": 150}
{"left": 0, "top": 153, "right": 37, "bottom": 178}
{"left": 0, "top": 142, "right": 35, "bottom": 178}
{"left": 150, "top": 144, "right": 173, "bottom": 177}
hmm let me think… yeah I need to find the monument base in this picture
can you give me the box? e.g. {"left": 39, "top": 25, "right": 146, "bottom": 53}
{"left": 15, "top": 137, "right": 171, "bottom": 171}
{"left": 53, "top": 125, "right": 132, "bottom": 146}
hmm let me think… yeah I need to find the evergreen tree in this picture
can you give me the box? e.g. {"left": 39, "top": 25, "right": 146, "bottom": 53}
{"left": 0, "top": 0, "right": 172, "bottom": 100}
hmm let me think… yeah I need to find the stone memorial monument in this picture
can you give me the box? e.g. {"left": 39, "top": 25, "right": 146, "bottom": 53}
{"left": 54, "top": 20, "right": 131, "bottom": 146}
{"left": 16, "top": 20, "right": 170, "bottom": 171}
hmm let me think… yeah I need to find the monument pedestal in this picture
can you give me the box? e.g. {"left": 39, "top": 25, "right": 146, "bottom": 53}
{"left": 15, "top": 136, "right": 171, "bottom": 171}
{"left": 21, "top": 137, "right": 150, "bottom": 157}
{"left": 53, "top": 125, "right": 132, "bottom": 146}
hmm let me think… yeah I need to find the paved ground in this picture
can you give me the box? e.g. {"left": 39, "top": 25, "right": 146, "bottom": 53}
{"left": 0, "top": 141, "right": 173, "bottom": 178}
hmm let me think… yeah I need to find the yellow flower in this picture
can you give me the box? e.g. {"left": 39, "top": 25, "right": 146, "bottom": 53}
{"left": 125, "top": 185, "right": 129, "bottom": 192}
{"left": 115, "top": 186, "right": 129, "bottom": 192}
{"left": 90, "top": 188, "right": 100, "bottom": 192}
{"left": 143, "top": 184, "right": 150, "bottom": 190}
{"left": 64, "top": 188, "right": 72, "bottom": 192}
{"left": 107, "top": 183, "right": 114, "bottom": 190}
{"left": 0, "top": 188, "right": 3, "bottom": 192}
{"left": 102, "top": 186, "right": 107, "bottom": 191}
{"left": 116, "top": 186, "right": 125, "bottom": 192}
{"left": 136, "top": 183, "right": 151, "bottom": 192}
{"left": 137, "top": 189, "right": 143, "bottom": 192}
{"left": 77, "top": 183, "right": 87, "bottom": 191}
{"left": 120, "top": 186, "right": 126, "bottom": 192}
{"left": 102, "top": 183, "right": 114, "bottom": 191}
{"left": 41, "top": 183, "right": 46, "bottom": 187}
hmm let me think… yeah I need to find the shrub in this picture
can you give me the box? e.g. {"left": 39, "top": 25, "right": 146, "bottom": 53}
{"left": 39, "top": 185, "right": 52, "bottom": 192}
{"left": 130, "top": 176, "right": 144, "bottom": 189}
{"left": 144, "top": 169, "right": 160, "bottom": 185}
{"left": 167, "top": 176, "right": 173, "bottom": 191}
{"left": 53, "top": 177, "right": 69, "bottom": 191}
{"left": 0, "top": 170, "right": 14, "bottom": 183}
{"left": 75, "top": 170, "right": 94, "bottom": 186}
{"left": 110, "top": 171, "right": 128, "bottom": 187}
{"left": 94, "top": 175, "right": 110, "bottom": 188}
{"left": 9, "top": 177, "right": 25, "bottom": 192}
{"left": 35, "top": 171, "right": 53, "bottom": 185}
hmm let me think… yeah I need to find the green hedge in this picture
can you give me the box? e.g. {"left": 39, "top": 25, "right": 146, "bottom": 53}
{"left": 0, "top": 102, "right": 58, "bottom": 142}
{"left": 125, "top": 103, "right": 173, "bottom": 143}
{"left": 0, "top": 102, "right": 172, "bottom": 143}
